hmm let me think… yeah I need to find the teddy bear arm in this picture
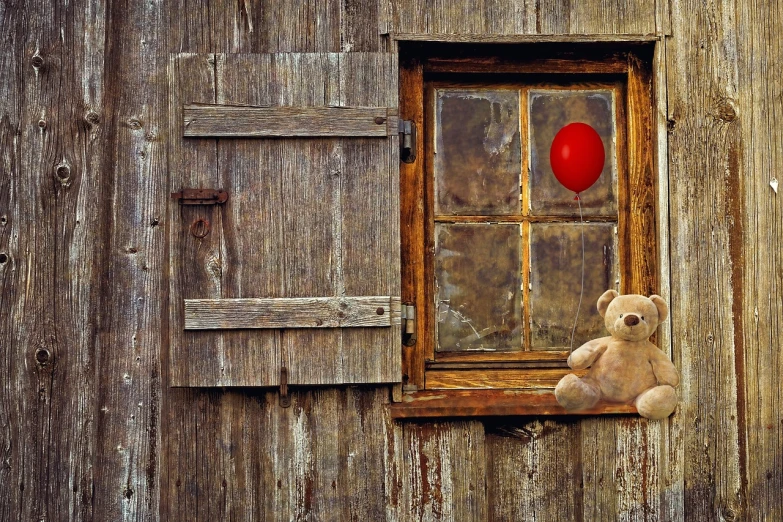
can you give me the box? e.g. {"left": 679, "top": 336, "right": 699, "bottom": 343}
{"left": 649, "top": 348, "right": 680, "bottom": 387}
{"left": 567, "top": 337, "right": 611, "bottom": 370}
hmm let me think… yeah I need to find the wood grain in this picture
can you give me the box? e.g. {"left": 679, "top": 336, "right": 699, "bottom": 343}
{"left": 425, "top": 368, "right": 584, "bottom": 389}
{"left": 486, "top": 419, "right": 581, "bottom": 521}
{"left": 95, "top": 1, "right": 168, "bottom": 518}
{"left": 384, "top": 0, "right": 658, "bottom": 35}
{"left": 184, "top": 296, "right": 401, "bottom": 329}
{"left": 667, "top": 0, "right": 745, "bottom": 518}
{"left": 0, "top": 1, "right": 105, "bottom": 519}
{"left": 4, "top": 0, "right": 783, "bottom": 521}
{"left": 390, "top": 389, "right": 637, "bottom": 418}
{"left": 183, "top": 105, "right": 399, "bottom": 137}
{"left": 736, "top": 1, "right": 783, "bottom": 519}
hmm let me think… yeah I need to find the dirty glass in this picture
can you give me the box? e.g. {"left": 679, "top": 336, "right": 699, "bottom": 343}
{"left": 435, "top": 224, "right": 522, "bottom": 352}
{"left": 529, "top": 90, "right": 617, "bottom": 216}
{"left": 434, "top": 89, "right": 521, "bottom": 216}
{"left": 529, "top": 223, "right": 617, "bottom": 349}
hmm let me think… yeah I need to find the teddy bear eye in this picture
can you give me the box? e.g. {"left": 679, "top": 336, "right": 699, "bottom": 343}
{"left": 619, "top": 314, "right": 623, "bottom": 318}
{"left": 641, "top": 316, "right": 645, "bottom": 320}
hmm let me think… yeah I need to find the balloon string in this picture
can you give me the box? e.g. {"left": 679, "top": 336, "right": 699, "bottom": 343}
{"left": 570, "top": 194, "right": 585, "bottom": 353}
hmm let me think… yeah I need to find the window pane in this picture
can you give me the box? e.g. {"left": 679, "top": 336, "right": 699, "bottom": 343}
{"left": 529, "top": 90, "right": 617, "bottom": 216}
{"left": 530, "top": 223, "right": 617, "bottom": 349}
{"left": 435, "top": 224, "right": 522, "bottom": 352}
{"left": 435, "top": 90, "right": 521, "bottom": 215}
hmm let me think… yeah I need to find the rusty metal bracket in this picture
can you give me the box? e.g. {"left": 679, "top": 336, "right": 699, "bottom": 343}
{"left": 171, "top": 188, "right": 228, "bottom": 205}
{"left": 279, "top": 367, "right": 291, "bottom": 408}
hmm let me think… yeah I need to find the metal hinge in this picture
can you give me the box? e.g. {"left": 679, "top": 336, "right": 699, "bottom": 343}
{"left": 279, "top": 367, "right": 291, "bottom": 408}
{"left": 171, "top": 188, "right": 229, "bottom": 205}
{"left": 401, "top": 302, "right": 416, "bottom": 346}
{"left": 398, "top": 120, "right": 417, "bottom": 163}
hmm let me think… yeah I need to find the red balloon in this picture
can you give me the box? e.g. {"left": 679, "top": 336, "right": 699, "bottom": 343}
{"left": 549, "top": 122, "right": 606, "bottom": 194}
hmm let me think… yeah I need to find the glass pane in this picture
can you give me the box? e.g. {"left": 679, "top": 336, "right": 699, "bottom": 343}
{"left": 435, "top": 89, "right": 521, "bottom": 215}
{"left": 529, "top": 90, "right": 617, "bottom": 216}
{"left": 435, "top": 224, "right": 522, "bottom": 352}
{"left": 530, "top": 223, "right": 617, "bottom": 349}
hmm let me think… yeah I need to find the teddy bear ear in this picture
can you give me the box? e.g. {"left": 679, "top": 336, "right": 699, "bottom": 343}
{"left": 650, "top": 295, "right": 669, "bottom": 323}
{"left": 597, "top": 289, "right": 619, "bottom": 317}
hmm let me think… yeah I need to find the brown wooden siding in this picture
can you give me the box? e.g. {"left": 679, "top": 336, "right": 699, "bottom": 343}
{"left": 1, "top": 0, "right": 781, "bottom": 521}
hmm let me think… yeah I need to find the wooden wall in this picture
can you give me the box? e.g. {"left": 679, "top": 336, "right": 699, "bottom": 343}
{"left": 1, "top": 0, "right": 780, "bottom": 520}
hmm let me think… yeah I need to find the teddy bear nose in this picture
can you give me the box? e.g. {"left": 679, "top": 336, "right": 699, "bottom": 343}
{"left": 624, "top": 314, "right": 640, "bottom": 326}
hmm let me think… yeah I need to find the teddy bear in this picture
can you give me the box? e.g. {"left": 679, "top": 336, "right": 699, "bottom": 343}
{"left": 554, "top": 290, "right": 679, "bottom": 420}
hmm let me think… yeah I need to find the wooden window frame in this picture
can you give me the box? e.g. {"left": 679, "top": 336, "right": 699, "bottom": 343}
{"left": 391, "top": 42, "right": 658, "bottom": 418}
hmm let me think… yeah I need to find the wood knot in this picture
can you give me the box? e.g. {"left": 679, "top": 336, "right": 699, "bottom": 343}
{"left": 54, "top": 162, "right": 72, "bottom": 186}
{"left": 38, "top": 119, "right": 47, "bottom": 130}
{"left": 717, "top": 99, "right": 737, "bottom": 122}
{"left": 31, "top": 52, "right": 44, "bottom": 69}
{"left": 35, "top": 348, "right": 51, "bottom": 365}
{"left": 0, "top": 252, "right": 8, "bottom": 264}
{"left": 85, "top": 111, "right": 100, "bottom": 125}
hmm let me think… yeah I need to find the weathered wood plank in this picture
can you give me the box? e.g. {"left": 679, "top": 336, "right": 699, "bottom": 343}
{"left": 338, "top": 52, "right": 403, "bottom": 388}
{"left": 425, "top": 368, "right": 584, "bottom": 389}
{"left": 342, "top": 0, "right": 388, "bottom": 52}
{"left": 392, "top": 32, "right": 660, "bottom": 42}
{"left": 94, "top": 0, "right": 167, "bottom": 518}
{"left": 391, "top": 421, "right": 488, "bottom": 521}
{"left": 736, "top": 1, "right": 783, "bottom": 519}
{"left": 169, "top": 387, "right": 396, "bottom": 521}
{"left": 183, "top": 105, "right": 399, "bottom": 137}
{"left": 168, "top": 54, "right": 228, "bottom": 390}
{"left": 0, "top": 3, "right": 27, "bottom": 520}
{"left": 390, "top": 389, "right": 637, "bottom": 418}
{"left": 212, "top": 53, "right": 283, "bottom": 389}
{"left": 667, "top": 0, "right": 745, "bottom": 518}
{"left": 0, "top": 0, "right": 107, "bottom": 520}
{"left": 486, "top": 419, "right": 581, "bottom": 521}
{"left": 184, "top": 296, "right": 401, "bottom": 329}
{"left": 383, "top": 0, "right": 658, "bottom": 36}
{"left": 168, "top": 0, "right": 343, "bottom": 53}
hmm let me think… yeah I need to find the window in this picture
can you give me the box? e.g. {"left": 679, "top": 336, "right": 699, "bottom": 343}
{"left": 391, "top": 42, "right": 658, "bottom": 418}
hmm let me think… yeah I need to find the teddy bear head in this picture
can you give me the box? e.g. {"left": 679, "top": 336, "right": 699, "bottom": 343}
{"left": 597, "top": 290, "right": 668, "bottom": 342}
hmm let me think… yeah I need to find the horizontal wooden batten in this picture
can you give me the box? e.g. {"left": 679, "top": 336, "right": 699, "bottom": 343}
{"left": 183, "top": 105, "right": 399, "bottom": 137}
{"left": 184, "top": 297, "right": 402, "bottom": 330}
{"left": 389, "top": 389, "right": 638, "bottom": 418}
{"left": 391, "top": 33, "right": 661, "bottom": 44}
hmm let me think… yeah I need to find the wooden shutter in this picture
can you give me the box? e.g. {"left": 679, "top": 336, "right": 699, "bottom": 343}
{"left": 168, "top": 53, "right": 401, "bottom": 387}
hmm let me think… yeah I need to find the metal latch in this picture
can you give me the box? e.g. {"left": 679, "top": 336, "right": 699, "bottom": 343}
{"left": 398, "top": 120, "right": 417, "bottom": 163}
{"left": 171, "top": 188, "right": 229, "bottom": 205}
{"left": 279, "top": 367, "right": 291, "bottom": 408}
{"left": 401, "top": 302, "right": 416, "bottom": 346}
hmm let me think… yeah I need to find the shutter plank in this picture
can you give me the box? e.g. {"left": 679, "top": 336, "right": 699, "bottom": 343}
{"left": 337, "top": 53, "right": 402, "bottom": 384}
{"left": 212, "top": 54, "right": 283, "bottom": 388}
{"left": 183, "top": 105, "right": 399, "bottom": 137}
{"left": 185, "top": 296, "right": 402, "bottom": 329}
{"left": 169, "top": 54, "right": 226, "bottom": 387}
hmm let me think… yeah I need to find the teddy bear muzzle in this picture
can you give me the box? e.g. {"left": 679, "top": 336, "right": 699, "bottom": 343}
{"left": 623, "top": 314, "right": 640, "bottom": 326}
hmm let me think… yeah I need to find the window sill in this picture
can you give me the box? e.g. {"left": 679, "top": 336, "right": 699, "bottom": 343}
{"left": 388, "top": 389, "right": 637, "bottom": 419}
